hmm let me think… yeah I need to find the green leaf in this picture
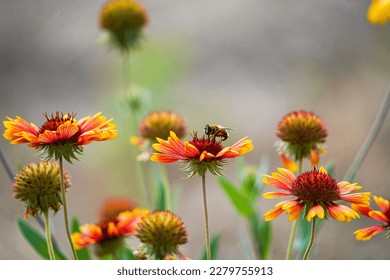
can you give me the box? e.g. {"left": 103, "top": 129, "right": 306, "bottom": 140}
{"left": 155, "top": 181, "right": 167, "bottom": 211}
{"left": 71, "top": 217, "right": 91, "bottom": 260}
{"left": 117, "top": 248, "right": 138, "bottom": 260}
{"left": 250, "top": 213, "right": 272, "bottom": 260}
{"left": 17, "top": 217, "right": 67, "bottom": 260}
{"left": 200, "top": 234, "right": 220, "bottom": 260}
{"left": 217, "top": 176, "right": 253, "bottom": 217}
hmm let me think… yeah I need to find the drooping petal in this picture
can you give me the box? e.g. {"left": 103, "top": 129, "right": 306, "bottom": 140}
{"left": 354, "top": 225, "right": 386, "bottom": 241}
{"left": 264, "top": 205, "right": 284, "bottom": 221}
{"left": 307, "top": 204, "right": 325, "bottom": 222}
{"left": 280, "top": 154, "right": 298, "bottom": 173}
{"left": 351, "top": 204, "right": 372, "bottom": 217}
{"left": 327, "top": 204, "right": 360, "bottom": 223}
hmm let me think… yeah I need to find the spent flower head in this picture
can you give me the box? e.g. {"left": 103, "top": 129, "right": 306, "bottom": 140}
{"left": 13, "top": 162, "right": 71, "bottom": 218}
{"left": 130, "top": 111, "right": 187, "bottom": 161}
{"left": 3, "top": 112, "right": 117, "bottom": 163}
{"left": 150, "top": 131, "right": 254, "bottom": 177}
{"left": 276, "top": 110, "right": 327, "bottom": 172}
{"left": 367, "top": 0, "right": 390, "bottom": 25}
{"left": 353, "top": 196, "right": 390, "bottom": 241}
{"left": 262, "top": 167, "right": 370, "bottom": 222}
{"left": 99, "top": 0, "right": 148, "bottom": 51}
{"left": 135, "top": 211, "right": 188, "bottom": 260}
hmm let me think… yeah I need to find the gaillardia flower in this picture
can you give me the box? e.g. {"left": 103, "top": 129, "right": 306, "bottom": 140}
{"left": 99, "top": 0, "right": 148, "bottom": 51}
{"left": 367, "top": 0, "right": 390, "bottom": 25}
{"left": 3, "top": 112, "right": 117, "bottom": 162}
{"left": 150, "top": 131, "right": 254, "bottom": 177}
{"left": 13, "top": 162, "right": 71, "bottom": 218}
{"left": 275, "top": 111, "right": 327, "bottom": 172}
{"left": 135, "top": 211, "right": 188, "bottom": 260}
{"left": 130, "top": 111, "right": 187, "bottom": 161}
{"left": 72, "top": 208, "right": 149, "bottom": 257}
{"left": 353, "top": 196, "right": 390, "bottom": 240}
{"left": 262, "top": 167, "right": 370, "bottom": 222}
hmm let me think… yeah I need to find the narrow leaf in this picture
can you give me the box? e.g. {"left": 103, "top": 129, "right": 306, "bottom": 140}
{"left": 17, "top": 218, "right": 67, "bottom": 260}
{"left": 217, "top": 176, "right": 253, "bottom": 217}
{"left": 117, "top": 248, "right": 138, "bottom": 260}
{"left": 200, "top": 234, "right": 220, "bottom": 260}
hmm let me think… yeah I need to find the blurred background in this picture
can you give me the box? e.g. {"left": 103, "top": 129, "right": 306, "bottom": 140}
{"left": 1, "top": 0, "right": 390, "bottom": 259}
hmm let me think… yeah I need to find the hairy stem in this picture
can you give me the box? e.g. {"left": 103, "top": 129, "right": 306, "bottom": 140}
{"left": 44, "top": 211, "right": 55, "bottom": 260}
{"left": 303, "top": 217, "right": 316, "bottom": 260}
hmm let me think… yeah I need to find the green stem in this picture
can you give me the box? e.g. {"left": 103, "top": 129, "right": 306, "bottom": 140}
{"left": 201, "top": 174, "right": 211, "bottom": 260}
{"left": 59, "top": 156, "right": 78, "bottom": 260}
{"left": 285, "top": 158, "right": 303, "bottom": 260}
{"left": 44, "top": 211, "right": 55, "bottom": 260}
{"left": 344, "top": 84, "right": 390, "bottom": 182}
{"left": 121, "top": 51, "right": 130, "bottom": 98}
{"left": 303, "top": 217, "right": 317, "bottom": 260}
{"left": 285, "top": 219, "right": 298, "bottom": 260}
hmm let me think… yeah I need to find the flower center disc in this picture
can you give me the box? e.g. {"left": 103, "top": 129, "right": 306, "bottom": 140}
{"left": 291, "top": 170, "right": 340, "bottom": 204}
{"left": 189, "top": 133, "right": 223, "bottom": 157}
{"left": 39, "top": 112, "right": 76, "bottom": 134}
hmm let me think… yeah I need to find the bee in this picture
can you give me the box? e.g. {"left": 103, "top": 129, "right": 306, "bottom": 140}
{"left": 204, "top": 124, "right": 234, "bottom": 141}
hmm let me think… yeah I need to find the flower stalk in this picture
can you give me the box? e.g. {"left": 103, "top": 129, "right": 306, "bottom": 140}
{"left": 43, "top": 211, "right": 55, "bottom": 260}
{"left": 303, "top": 217, "right": 317, "bottom": 260}
{"left": 201, "top": 174, "right": 211, "bottom": 260}
{"left": 59, "top": 156, "right": 78, "bottom": 260}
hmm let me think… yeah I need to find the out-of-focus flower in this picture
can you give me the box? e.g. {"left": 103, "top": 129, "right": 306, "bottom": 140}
{"left": 353, "top": 196, "right": 390, "bottom": 240}
{"left": 130, "top": 111, "right": 187, "bottom": 161}
{"left": 135, "top": 211, "right": 188, "bottom": 260}
{"left": 13, "top": 162, "right": 71, "bottom": 218}
{"left": 98, "top": 197, "right": 138, "bottom": 223}
{"left": 367, "top": 0, "right": 390, "bottom": 25}
{"left": 99, "top": 0, "right": 148, "bottom": 51}
{"left": 150, "top": 131, "right": 254, "bottom": 177}
{"left": 3, "top": 112, "right": 117, "bottom": 163}
{"left": 275, "top": 111, "right": 327, "bottom": 172}
{"left": 262, "top": 167, "right": 370, "bottom": 222}
{"left": 72, "top": 208, "right": 149, "bottom": 257}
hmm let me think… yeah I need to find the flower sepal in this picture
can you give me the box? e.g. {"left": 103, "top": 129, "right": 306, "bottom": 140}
{"left": 38, "top": 142, "right": 84, "bottom": 163}
{"left": 182, "top": 159, "right": 225, "bottom": 177}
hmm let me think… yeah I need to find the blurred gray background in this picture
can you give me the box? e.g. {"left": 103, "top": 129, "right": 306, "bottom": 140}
{"left": 1, "top": 0, "right": 390, "bottom": 259}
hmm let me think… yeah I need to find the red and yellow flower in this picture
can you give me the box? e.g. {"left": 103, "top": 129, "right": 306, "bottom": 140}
{"left": 262, "top": 167, "right": 370, "bottom": 222}
{"left": 367, "top": 0, "right": 390, "bottom": 25}
{"left": 72, "top": 208, "right": 149, "bottom": 251}
{"left": 3, "top": 112, "right": 117, "bottom": 162}
{"left": 353, "top": 196, "right": 390, "bottom": 240}
{"left": 275, "top": 111, "right": 327, "bottom": 172}
{"left": 150, "top": 131, "right": 254, "bottom": 176}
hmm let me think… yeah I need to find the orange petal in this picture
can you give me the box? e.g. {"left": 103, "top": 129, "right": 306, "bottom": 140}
{"left": 341, "top": 192, "right": 371, "bottom": 206}
{"left": 280, "top": 154, "right": 298, "bottom": 173}
{"left": 327, "top": 204, "right": 359, "bottom": 223}
{"left": 368, "top": 210, "right": 390, "bottom": 223}
{"left": 307, "top": 204, "right": 325, "bottom": 222}
{"left": 374, "top": 196, "right": 390, "bottom": 214}
{"left": 354, "top": 226, "right": 385, "bottom": 241}
{"left": 264, "top": 205, "right": 284, "bottom": 221}
{"left": 262, "top": 192, "right": 291, "bottom": 199}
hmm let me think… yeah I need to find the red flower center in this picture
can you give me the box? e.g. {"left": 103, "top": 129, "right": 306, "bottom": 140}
{"left": 189, "top": 132, "right": 223, "bottom": 157}
{"left": 291, "top": 169, "right": 340, "bottom": 204}
{"left": 39, "top": 112, "right": 77, "bottom": 134}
